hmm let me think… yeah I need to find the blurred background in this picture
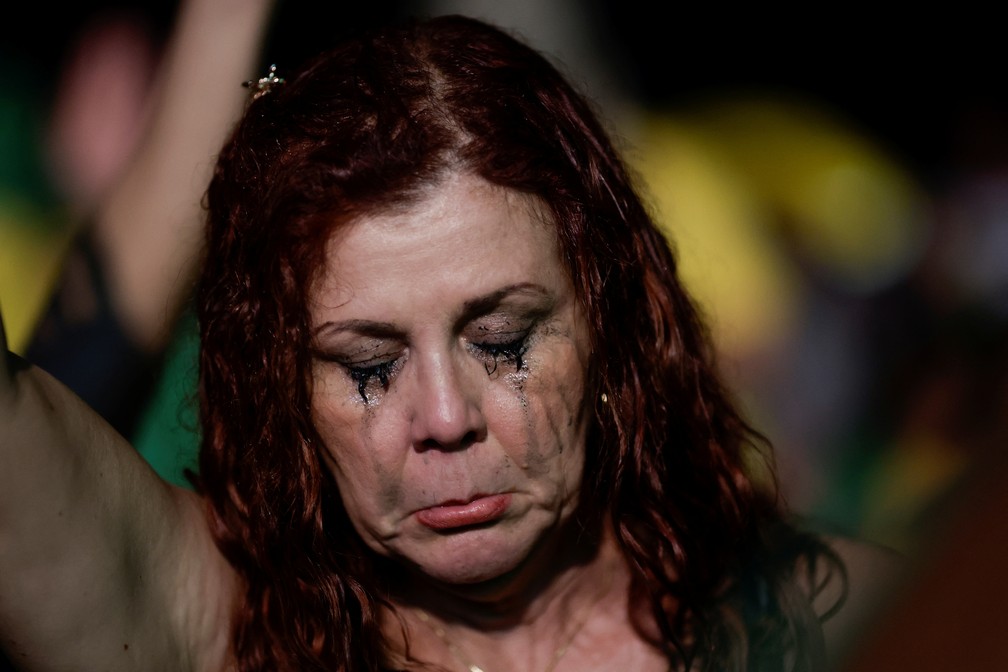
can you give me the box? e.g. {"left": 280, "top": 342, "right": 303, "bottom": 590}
{"left": 2, "top": 1, "right": 1005, "bottom": 669}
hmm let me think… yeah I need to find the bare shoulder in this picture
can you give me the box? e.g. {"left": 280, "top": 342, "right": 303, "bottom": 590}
{"left": 1, "top": 341, "right": 235, "bottom": 670}
{"left": 814, "top": 534, "right": 906, "bottom": 668}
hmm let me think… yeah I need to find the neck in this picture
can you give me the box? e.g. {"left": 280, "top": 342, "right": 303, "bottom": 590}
{"left": 383, "top": 520, "right": 635, "bottom": 671}
{"left": 417, "top": 513, "right": 607, "bottom": 620}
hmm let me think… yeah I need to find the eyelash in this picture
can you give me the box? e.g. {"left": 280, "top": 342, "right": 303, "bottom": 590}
{"left": 346, "top": 360, "right": 398, "bottom": 403}
{"left": 338, "top": 332, "right": 531, "bottom": 403}
{"left": 471, "top": 335, "right": 529, "bottom": 375}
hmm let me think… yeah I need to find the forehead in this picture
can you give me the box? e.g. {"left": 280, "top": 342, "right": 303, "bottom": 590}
{"left": 312, "top": 174, "right": 570, "bottom": 320}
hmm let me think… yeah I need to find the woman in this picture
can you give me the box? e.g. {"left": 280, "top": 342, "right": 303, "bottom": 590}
{"left": 2, "top": 14, "right": 873, "bottom": 672}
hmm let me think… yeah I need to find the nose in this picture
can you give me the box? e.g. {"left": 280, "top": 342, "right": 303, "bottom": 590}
{"left": 409, "top": 350, "right": 487, "bottom": 451}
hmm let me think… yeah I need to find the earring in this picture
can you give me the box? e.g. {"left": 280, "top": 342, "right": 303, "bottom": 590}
{"left": 600, "top": 393, "right": 608, "bottom": 404}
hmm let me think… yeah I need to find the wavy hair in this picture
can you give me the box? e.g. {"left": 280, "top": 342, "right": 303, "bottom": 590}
{"left": 197, "top": 14, "right": 843, "bottom": 672}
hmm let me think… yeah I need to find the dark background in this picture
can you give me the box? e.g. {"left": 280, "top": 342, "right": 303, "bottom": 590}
{"left": 5, "top": 2, "right": 1005, "bottom": 186}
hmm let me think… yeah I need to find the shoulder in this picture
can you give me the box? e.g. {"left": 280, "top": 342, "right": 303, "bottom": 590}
{"left": 814, "top": 534, "right": 906, "bottom": 668}
{"left": 0, "top": 353, "right": 237, "bottom": 671}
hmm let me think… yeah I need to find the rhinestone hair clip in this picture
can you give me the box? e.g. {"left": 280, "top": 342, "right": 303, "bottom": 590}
{"left": 243, "top": 64, "right": 285, "bottom": 100}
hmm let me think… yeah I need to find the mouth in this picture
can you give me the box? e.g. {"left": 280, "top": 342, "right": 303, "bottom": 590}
{"left": 415, "top": 493, "right": 511, "bottom": 531}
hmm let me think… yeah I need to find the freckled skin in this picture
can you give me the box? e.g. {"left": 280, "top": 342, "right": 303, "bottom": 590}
{"left": 309, "top": 173, "right": 593, "bottom": 587}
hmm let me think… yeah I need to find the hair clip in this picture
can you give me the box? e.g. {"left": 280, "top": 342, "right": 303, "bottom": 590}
{"left": 243, "top": 64, "right": 285, "bottom": 100}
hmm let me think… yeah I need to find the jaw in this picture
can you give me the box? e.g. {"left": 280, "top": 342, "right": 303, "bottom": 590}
{"left": 389, "top": 505, "right": 604, "bottom": 629}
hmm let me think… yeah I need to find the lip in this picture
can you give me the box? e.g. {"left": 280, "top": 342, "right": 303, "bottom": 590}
{"left": 415, "top": 493, "right": 512, "bottom": 531}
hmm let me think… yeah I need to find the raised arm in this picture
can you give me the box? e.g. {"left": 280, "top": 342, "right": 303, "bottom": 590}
{"left": 1, "top": 307, "right": 235, "bottom": 671}
{"left": 0, "top": 0, "right": 275, "bottom": 664}
{"left": 93, "top": 0, "right": 276, "bottom": 352}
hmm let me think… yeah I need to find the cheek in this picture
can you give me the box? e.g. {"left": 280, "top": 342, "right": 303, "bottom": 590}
{"left": 502, "top": 343, "right": 591, "bottom": 485}
{"left": 311, "top": 393, "right": 408, "bottom": 518}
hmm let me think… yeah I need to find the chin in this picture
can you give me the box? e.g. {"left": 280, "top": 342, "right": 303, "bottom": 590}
{"left": 401, "top": 523, "right": 545, "bottom": 587}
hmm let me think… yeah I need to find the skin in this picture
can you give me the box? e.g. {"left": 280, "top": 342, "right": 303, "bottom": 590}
{"left": 0, "top": 163, "right": 893, "bottom": 671}
{"left": 0, "top": 0, "right": 271, "bottom": 669}
{"left": 309, "top": 172, "right": 669, "bottom": 670}
{"left": 310, "top": 172, "right": 593, "bottom": 587}
{"left": 0, "top": 314, "right": 235, "bottom": 672}
{"left": 0, "top": 167, "right": 665, "bottom": 672}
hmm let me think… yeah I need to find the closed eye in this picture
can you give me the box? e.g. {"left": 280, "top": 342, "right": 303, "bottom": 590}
{"left": 345, "top": 360, "right": 400, "bottom": 402}
{"left": 313, "top": 347, "right": 402, "bottom": 403}
{"left": 470, "top": 335, "right": 529, "bottom": 375}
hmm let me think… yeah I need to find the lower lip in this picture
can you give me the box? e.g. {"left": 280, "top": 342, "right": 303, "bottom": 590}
{"left": 416, "top": 494, "right": 511, "bottom": 531}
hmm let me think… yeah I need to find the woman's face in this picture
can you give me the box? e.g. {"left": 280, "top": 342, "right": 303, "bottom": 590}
{"left": 309, "top": 173, "right": 592, "bottom": 586}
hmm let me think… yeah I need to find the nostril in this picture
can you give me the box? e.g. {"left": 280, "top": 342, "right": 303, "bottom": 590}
{"left": 418, "top": 429, "right": 481, "bottom": 452}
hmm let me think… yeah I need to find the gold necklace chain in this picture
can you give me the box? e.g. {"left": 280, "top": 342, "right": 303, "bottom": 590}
{"left": 415, "top": 572, "right": 613, "bottom": 672}
{"left": 416, "top": 611, "right": 485, "bottom": 672}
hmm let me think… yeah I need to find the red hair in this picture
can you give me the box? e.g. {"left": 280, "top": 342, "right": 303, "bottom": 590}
{"left": 197, "top": 15, "right": 842, "bottom": 671}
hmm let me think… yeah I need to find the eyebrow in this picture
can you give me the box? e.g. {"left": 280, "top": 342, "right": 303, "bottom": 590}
{"left": 312, "top": 283, "right": 551, "bottom": 338}
{"left": 458, "top": 282, "right": 550, "bottom": 321}
{"left": 313, "top": 318, "right": 401, "bottom": 340}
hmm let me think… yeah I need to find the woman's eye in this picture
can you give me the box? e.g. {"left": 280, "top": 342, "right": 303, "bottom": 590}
{"left": 470, "top": 334, "right": 529, "bottom": 375}
{"left": 345, "top": 360, "right": 399, "bottom": 403}
{"left": 315, "top": 348, "right": 402, "bottom": 404}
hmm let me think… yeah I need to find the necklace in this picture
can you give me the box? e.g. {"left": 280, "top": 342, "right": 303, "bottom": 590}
{"left": 415, "top": 572, "right": 613, "bottom": 672}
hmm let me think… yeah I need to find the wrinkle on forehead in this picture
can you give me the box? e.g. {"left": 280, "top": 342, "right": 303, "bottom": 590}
{"left": 312, "top": 173, "right": 560, "bottom": 310}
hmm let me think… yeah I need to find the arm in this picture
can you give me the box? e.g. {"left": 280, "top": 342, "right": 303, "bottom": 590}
{"left": 26, "top": 0, "right": 277, "bottom": 441}
{"left": 0, "top": 308, "right": 235, "bottom": 671}
{"left": 1, "top": 1, "right": 273, "bottom": 667}
{"left": 93, "top": 0, "right": 276, "bottom": 352}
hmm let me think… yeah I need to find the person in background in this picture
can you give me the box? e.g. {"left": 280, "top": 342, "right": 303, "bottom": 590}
{"left": 21, "top": 0, "right": 276, "bottom": 438}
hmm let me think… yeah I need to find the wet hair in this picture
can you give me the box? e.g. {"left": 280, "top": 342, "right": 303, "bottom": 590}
{"left": 197, "top": 14, "right": 844, "bottom": 672}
